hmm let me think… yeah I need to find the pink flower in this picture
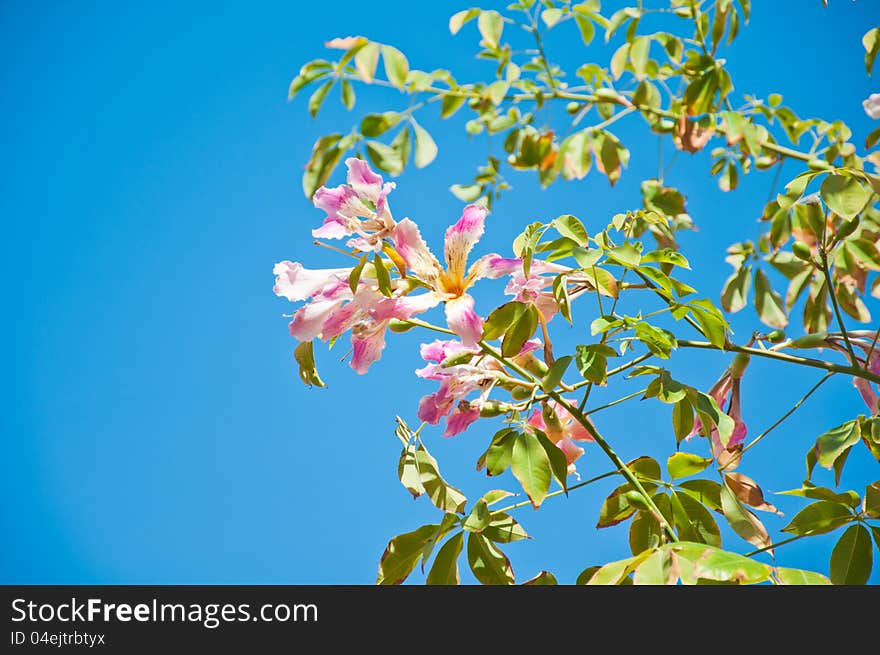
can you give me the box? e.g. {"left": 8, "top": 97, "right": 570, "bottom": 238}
{"left": 391, "top": 205, "right": 570, "bottom": 345}
{"left": 414, "top": 338, "right": 542, "bottom": 436}
{"left": 690, "top": 354, "right": 749, "bottom": 459}
{"left": 526, "top": 399, "right": 595, "bottom": 473}
{"left": 864, "top": 93, "right": 880, "bottom": 120}
{"left": 274, "top": 260, "right": 438, "bottom": 374}
{"left": 312, "top": 157, "right": 396, "bottom": 252}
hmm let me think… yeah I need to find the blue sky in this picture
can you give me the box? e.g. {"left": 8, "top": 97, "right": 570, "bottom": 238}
{"left": 2, "top": 0, "right": 878, "bottom": 584}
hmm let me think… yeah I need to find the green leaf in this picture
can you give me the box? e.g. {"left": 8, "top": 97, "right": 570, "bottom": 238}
{"left": 441, "top": 93, "right": 468, "bottom": 119}
{"left": 820, "top": 174, "right": 871, "bottom": 220}
{"left": 672, "top": 396, "right": 695, "bottom": 444}
{"left": 688, "top": 546, "right": 772, "bottom": 584}
{"left": 426, "top": 532, "right": 464, "bottom": 585}
{"left": 381, "top": 45, "right": 409, "bottom": 88}
{"left": 629, "top": 36, "right": 650, "bottom": 79}
{"left": 467, "top": 533, "right": 514, "bottom": 585}
{"left": 415, "top": 444, "right": 467, "bottom": 513}
{"left": 576, "top": 566, "right": 602, "bottom": 585}
{"left": 782, "top": 500, "right": 853, "bottom": 536}
{"left": 814, "top": 420, "right": 861, "bottom": 469}
{"left": 644, "top": 368, "right": 688, "bottom": 404}
{"left": 523, "top": 571, "right": 558, "bottom": 585}
{"left": 377, "top": 524, "right": 445, "bottom": 585}
{"left": 411, "top": 118, "right": 438, "bottom": 168}
{"left": 575, "top": 343, "right": 615, "bottom": 383}
{"left": 691, "top": 389, "right": 735, "bottom": 446}
{"left": 360, "top": 112, "right": 402, "bottom": 137}
{"left": 687, "top": 299, "right": 729, "bottom": 349}
{"left": 511, "top": 432, "right": 552, "bottom": 508}
{"left": 462, "top": 499, "right": 490, "bottom": 533}
{"left": 482, "top": 301, "right": 527, "bottom": 341}
{"left": 373, "top": 253, "right": 393, "bottom": 297}
{"left": 535, "top": 429, "right": 569, "bottom": 492}
{"left": 753, "top": 268, "right": 788, "bottom": 329}
{"left": 865, "top": 481, "right": 880, "bottom": 518}
{"left": 293, "top": 340, "right": 327, "bottom": 388}
{"left": 552, "top": 274, "right": 572, "bottom": 324}
{"left": 482, "top": 513, "right": 530, "bottom": 543}
{"left": 541, "top": 355, "right": 572, "bottom": 392}
{"left": 641, "top": 249, "right": 690, "bottom": 269}
{"left": 501, "top": 304, "right": 538, "bottom": 357}
{"left": 721, "top": 483, "right": 771, "bottom": 549}
{"left": 775, "top": 567, "right": 831, "bottom": 585}
{"left": 629, "top": 511, "right": 662, "bottom": 555}
{"left": 575, "top": 15, "right": 596, "bottom": 46}
{"left": 829, "top": 524, "right": 873, "bottom": 585}
{"left": 721, "top": 264, "right": 751, "bottom": 313}
{"left": 678, "top": 479, "right": 723, "bottom": 512}
{"left": 354, "top": 42, "right": 381, "bottom": 82}
{"left": 597, "top": 483, "right": 638, "bottom": 528}
{"left": 553, "top": 214, "right": 588, "bottom": 244}
{"left": 777, "top": 483, "right": 860, "bottom": 507}
{"left": 667, "top": 452, "right": 713, "bottom": 480}
{"left": 477, "top": 428, "right": 517, "bottom": 476}
{"left": 449, "top": 8, "right": 480, "bottom": 35}
{"left": 340, "top": 79, "right": 356, "bottom": 110}
{"left": 634, "top": 322, "right": 677, "bottom": 359}
{"left": 633, "top": 549, "right": 677, "bottom": 585}
{"left": 302, "top": 133, "right": 347, "bottom": 199}
{"left": 585, "top": 551, "right": 652, "bottom": 585}
{"left": 366, "top": 140, "right": 405, "bottom": 175}
{"left": 397, "top": 441, "right": 424, "bottom": 499}
{"left": 307, "top": 79, "right": 334, "bottom": 118}
{"left": 541, "top": 8, "right": 564, "bottom": 27}
{"left": 671, "top": 491, "right": 722, "bottom": 547}
{"left": 863, "top": 27, "right": 880, "bottom": 75}
{"left": 608, "top": 242, "right": 642, "bottom": 268}
{"left": 477, "top": 10, "right": 503, "bottom": 48}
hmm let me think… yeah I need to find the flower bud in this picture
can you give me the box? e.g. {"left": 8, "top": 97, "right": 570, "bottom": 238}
{"left": 792, "top": 241, "right": 813, "bottom": 262}
{"left": 441, "top": 351, "right": 474, "bottom": 368}
{"left": 510, "top": 386, "right": 532, "bottom": 400}
{"left": 516, "top": 352, "right": 549, "bottom": 378}
{"left": 765, "top": 329, "right": 785, "bottom": 343}
{"left": 789, "top": 332, "right": 829, "bottom": 349}
{"left": 387, "top": 318, "right": 416, "bottom": 333}
{"left": 807, "top": 158, "right": 833, "bottom": 171}
{"left": 566, "top": 102, "right": 580, "bottom": 114}
{"left": 729, "top": 352, "right": 750, "bottom": 380}
{"left": 754, "top": 156, "right": 776, "bottom": 170}
{"left": 479, "top": 401, "right": 509, "bottom": 418}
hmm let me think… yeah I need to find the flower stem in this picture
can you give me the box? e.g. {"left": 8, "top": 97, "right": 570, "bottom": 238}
{"left": 819, "top": 248, "right": 858, "bottom": 364}
{"left": 494, "top": 470, "right": 619, "bottom": 514}
{"left": 547, "top": 393, "right": 678, "bottom": 541}
{"left": 676, "top": 339, "right": 880, "bottom": 385}
{"left": 731, "top": 372, "right": 834, "bottom": 463}
{"left": 745, "top": 534, "right": 805, "bottom": 558}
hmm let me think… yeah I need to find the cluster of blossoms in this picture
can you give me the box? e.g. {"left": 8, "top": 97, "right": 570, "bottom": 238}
{"left": 273, "top": 158, "right": 597, "bottom": 469}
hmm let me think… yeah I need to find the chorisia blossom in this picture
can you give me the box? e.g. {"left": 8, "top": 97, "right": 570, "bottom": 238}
{"left": 311, "top": 157, "right": 397, "bottom": 252}
{"left": 415, "top": 338, "right": 543, "bottom": 436}
{"left": 526, "top": 399, "right": 596, "bottom": 472}
{"left": 273, "top": 261, "right": 438, "bottom": 373}
{"left": 275, "top": 157, "right": 577, "bottom": 374}
{"left": 689, "top": 353, "right": 750, "bottom": 462}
